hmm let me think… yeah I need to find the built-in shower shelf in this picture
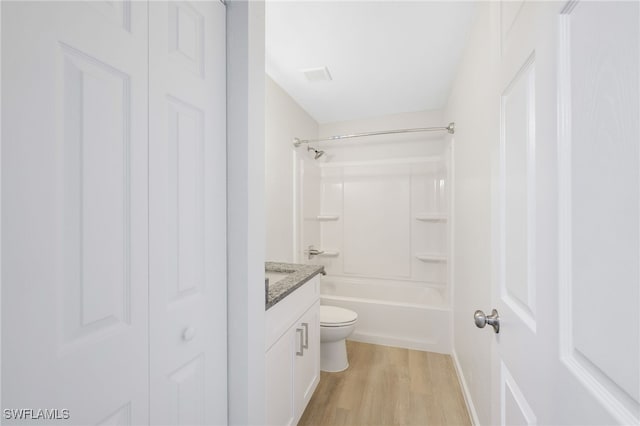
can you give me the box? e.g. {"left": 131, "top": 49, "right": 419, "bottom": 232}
{"left": 316, "top": 215, "right": 340, "bottom": 221}
{"left": 415, "top": 253, "right": 447, "bottom": 263}
{"left": 415, "top": 213, "right": 448, "bottom": 222}
{"left": 317, "top": 251, "right": 340, "bottom": 257}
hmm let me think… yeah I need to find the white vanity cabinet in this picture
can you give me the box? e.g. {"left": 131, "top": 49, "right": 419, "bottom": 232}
{"left": 266, "top": 327, "right": 296, "bottom": 426}
{"left": 266, "top": 275, "right": 321, "bottom": 426}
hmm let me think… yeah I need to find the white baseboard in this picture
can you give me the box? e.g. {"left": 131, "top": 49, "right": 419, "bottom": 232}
{"left": 451, "top": 348, "right": 480, "bottom": 425}
{"left": 348, "top": 331, "right": 449, "bottom": 354}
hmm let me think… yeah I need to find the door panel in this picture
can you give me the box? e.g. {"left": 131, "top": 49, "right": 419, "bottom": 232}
{"left": 149, "top": 2, "right": 227, "bottom": 424}
{"left": 495, "top": 3, "right": 547, "bottom": 423}
{"left": 501, "top": 362, "right": 536, "bottom": 426}
{"left": 558, "top": 2, "right": 639, "bottom": 422}
{"left": 2, "top": 1, "right": 149, "bottom": 424}
{"left": 167, "top": 355, "right": 206, "bottom": 425}
{"left": 500, "top": 53, "right": 536, "bottom": 331}
{"left": 61, "top": 42, "right": 133, "bottom": 345}
{"left": 494, "top": 1, "right": 639, "bottom": 424}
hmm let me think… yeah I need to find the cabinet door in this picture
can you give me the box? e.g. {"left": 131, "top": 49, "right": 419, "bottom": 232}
{"left": 294, "top": 301, "right": 321, "bottom": 422}
{"left": 266, "top": 327, "right": 296, "bottom": 426}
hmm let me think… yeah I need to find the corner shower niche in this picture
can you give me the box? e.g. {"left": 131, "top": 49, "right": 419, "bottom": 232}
{"left": 310, "top": 154, "right": 451, "bottom": 353}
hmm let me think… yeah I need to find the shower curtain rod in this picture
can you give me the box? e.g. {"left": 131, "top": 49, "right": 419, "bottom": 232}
{"left": 292, "top": 122, "right": 455, "bottom": 147}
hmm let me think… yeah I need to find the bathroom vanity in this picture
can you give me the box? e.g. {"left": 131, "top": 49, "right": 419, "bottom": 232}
{"left": 265, "top": 262, "right": 323, "bottom": 425}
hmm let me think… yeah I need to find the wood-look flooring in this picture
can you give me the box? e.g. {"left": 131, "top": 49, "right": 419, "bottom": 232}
{"left": 298, "top": 341, "right": 471, "bottom": 426}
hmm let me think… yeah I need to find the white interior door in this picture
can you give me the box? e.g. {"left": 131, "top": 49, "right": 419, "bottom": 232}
{"left": 2, "top": 1, "right": 150, "bottom": 424}
{"left": 491, "top": 1, "right": 639, "bottom": 424}
{"left": 148, "top": 2, "right": 227, "bottom": 424}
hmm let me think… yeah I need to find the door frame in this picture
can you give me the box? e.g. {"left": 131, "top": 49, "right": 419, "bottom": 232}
{"left": 225, "top": 0, "right": 267, "bottom": 424}
{"left": 0, "top": 1, "right": 3, "bottom": 413}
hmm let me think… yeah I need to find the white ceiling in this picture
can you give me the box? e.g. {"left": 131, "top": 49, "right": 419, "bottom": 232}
{"left": 265, "top": 1, "right": 477, "bottom": 124}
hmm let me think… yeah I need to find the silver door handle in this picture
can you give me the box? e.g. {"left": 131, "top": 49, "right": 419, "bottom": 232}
{"left": 301, "top": 322, "right": 309, "bottom": 349}
{"left": 296, "top": 328, "right": 304, "bottom": 356}
{"left": 474, "top": 309, "right": 500, "bottom": 333}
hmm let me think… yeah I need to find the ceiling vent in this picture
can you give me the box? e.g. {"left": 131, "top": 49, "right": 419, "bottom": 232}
{"left": 301, "top": 66, "right": 333, "bottom": 83}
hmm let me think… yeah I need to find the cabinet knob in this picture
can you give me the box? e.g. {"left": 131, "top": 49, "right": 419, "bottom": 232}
{"left": 182, "top": 326, "right": 197, "bottom": 341}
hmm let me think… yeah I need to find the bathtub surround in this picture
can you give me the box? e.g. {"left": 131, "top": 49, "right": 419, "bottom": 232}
{"left": 317, "top": 157, "right": 450, "bottom": 352}
{"left": 313, "top": 111, "right": 452, "bottom": 353}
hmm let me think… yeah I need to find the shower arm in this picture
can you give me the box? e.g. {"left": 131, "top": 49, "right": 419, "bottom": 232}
{"left": 292, "top": 122, "right": 455, "bottom": 147}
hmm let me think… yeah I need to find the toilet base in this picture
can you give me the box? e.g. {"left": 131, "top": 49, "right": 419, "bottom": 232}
{"left": 320, "top": 339, "right": 349, "bottom": 372}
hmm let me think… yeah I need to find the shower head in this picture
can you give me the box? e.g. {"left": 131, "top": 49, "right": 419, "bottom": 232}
{"left": 307, "top": 146, "right": 325, "bottom": 160}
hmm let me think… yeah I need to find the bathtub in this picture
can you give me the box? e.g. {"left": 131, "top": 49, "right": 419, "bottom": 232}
{"left": 321, "top": 276, "right": 451, "bottom": 354}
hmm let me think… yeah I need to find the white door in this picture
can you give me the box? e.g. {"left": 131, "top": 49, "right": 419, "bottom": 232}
{"left": 2, "top": 1, "right": 150, "bottom": 424}
{"left": 148, "top": 1, "right": 227, "bottom": 424}
{"left": 490, "top": 1, "right": 639, "bottom": 424}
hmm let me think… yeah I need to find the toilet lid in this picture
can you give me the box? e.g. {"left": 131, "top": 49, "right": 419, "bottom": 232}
{"left": 320, "top": 305, "right": 358, "bottom": 326}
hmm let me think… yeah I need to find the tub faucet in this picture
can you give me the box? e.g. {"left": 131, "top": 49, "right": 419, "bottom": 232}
{"left": 304, "top": 245, "right": 325, "bottom": 260}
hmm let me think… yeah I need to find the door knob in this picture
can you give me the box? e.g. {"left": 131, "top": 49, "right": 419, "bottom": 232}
{"left": 474, "top": 309, "right": 500, "bottom": 333}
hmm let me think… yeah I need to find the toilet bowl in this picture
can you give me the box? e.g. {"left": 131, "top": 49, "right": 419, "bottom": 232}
{"left": 320, "top": 305, "right": 358, "bottom": 372}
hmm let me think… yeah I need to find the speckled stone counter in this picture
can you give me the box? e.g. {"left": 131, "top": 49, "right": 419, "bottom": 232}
{"left": 265, "top": 262, "right": 324, "bottom": 310}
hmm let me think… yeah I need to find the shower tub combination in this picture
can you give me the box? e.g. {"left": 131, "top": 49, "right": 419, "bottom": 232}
{"left": 320, "top": 276, "right": 451, "bottom": 353}
{"left": 295, "top": 118, "right": 453, "bottom": 354}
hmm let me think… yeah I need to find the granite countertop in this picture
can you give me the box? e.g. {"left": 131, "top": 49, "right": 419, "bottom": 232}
{"left": 265, "top": 261, "right": 324, "bottom": 310}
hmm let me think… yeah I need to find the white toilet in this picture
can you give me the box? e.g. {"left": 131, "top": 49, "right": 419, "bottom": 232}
{"left": 319, "top": 305, "right": 358, "bottom": 372}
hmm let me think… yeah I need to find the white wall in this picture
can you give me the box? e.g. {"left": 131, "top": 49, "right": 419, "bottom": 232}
{"left": 443, "top": 3, "right": 498, "bottom": 425}
{"left": 265, "top": 76, "right": 318, "bottom": 262}
{"left": 226, "top": 1, "right": 266, "bottom": 424}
